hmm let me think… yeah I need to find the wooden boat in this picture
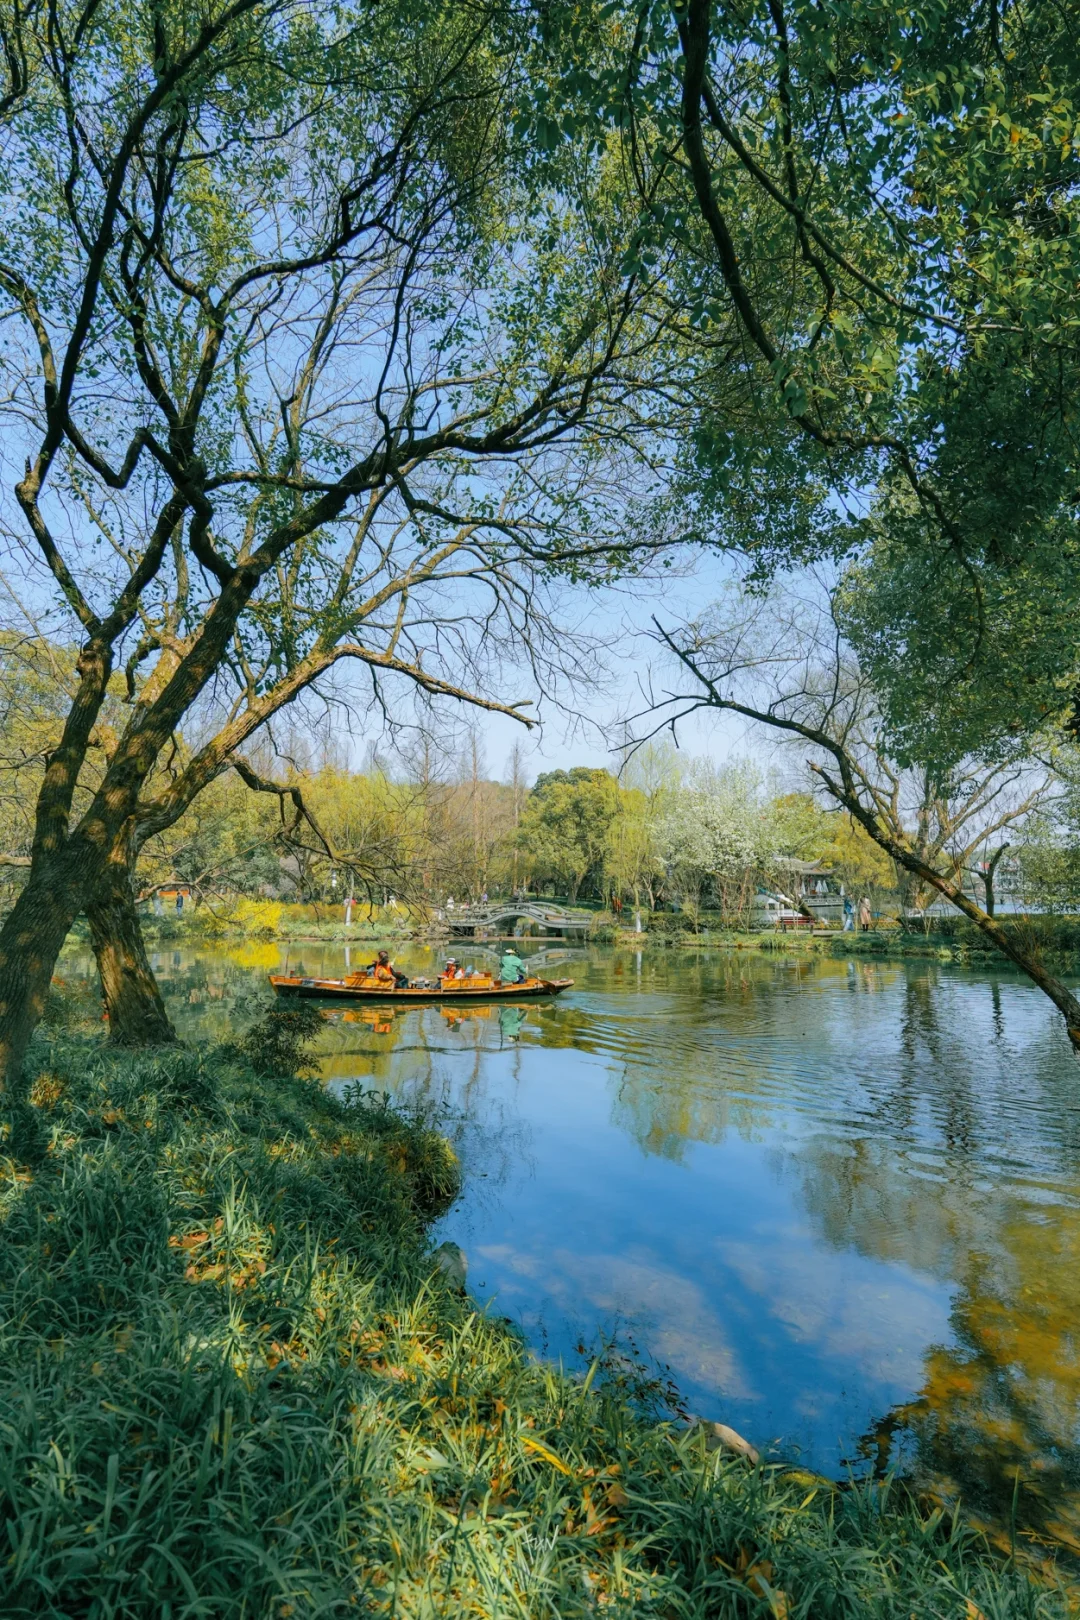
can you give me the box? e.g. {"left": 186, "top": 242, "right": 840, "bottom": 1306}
{"left": 269, "top": 973, "right": 573, "bottom": 1004}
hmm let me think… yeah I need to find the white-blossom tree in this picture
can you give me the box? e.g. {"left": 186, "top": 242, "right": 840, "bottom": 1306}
{"left": 656, "top": 761, "right": 778, "bottom": 915}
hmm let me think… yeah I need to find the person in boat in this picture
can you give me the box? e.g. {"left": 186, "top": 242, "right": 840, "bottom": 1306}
{"left": 499, "top": 946, "right": 526, "bottom": 985}
{"left": 364, "top": 950, "right": 407, "bottom": 987}
{"left": 442, "top": 957, "right": 466, "bottom": 982}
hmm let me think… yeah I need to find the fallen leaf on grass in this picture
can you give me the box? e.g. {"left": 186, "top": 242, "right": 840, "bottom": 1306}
{"left": 521, "top": 1436, "right": 575, "bottom": 1478}
{"left": 169, "top": 1231, "right": 210, "bottom": 1251}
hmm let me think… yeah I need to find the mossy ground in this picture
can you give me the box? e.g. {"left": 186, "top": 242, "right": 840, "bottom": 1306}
{"left": 0, "top": 1010, "right": 1072, "bottom": 1616}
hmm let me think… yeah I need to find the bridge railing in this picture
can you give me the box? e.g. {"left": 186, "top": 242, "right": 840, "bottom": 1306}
{"left": 444, "top": 902, "right": 590, "bottom": 930}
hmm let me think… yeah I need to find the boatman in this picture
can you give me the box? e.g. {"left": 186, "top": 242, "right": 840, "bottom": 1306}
{"left": 499, "top": 946, "right": 526, "bottom": 985}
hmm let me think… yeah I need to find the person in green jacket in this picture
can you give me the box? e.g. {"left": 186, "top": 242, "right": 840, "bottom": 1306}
{"left": 499, "top": 947, "right": 526, "bottom": 985}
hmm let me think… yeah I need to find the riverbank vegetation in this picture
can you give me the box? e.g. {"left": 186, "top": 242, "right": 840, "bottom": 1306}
{"left": 618, "top": 914, "right": 1080, "bottom": 973}
{"left": 0, "top": 1010, "right": 1070, "bottom": 1615}
{"left": 0, "top": 653, "right": 895, "bottom": 924}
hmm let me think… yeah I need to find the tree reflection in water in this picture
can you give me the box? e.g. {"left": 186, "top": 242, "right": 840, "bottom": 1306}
{"left": 855, "top": 1204, "right": 1080, "bottom": 1554}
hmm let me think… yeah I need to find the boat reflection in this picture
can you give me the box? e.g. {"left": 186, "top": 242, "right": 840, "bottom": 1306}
{"left": 340, "top": 1006, "right": 395, "bottom": 1034}
{"left": 438, "top": 1003, "right": 494, "bottom": 1028}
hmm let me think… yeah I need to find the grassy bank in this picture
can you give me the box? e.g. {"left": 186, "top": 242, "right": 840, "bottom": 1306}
{"left": 615, "top": 923, "right": 834, "bottom": 955}
{"left": 0, "top": 1014, "right": 1070, "bottom": 1616}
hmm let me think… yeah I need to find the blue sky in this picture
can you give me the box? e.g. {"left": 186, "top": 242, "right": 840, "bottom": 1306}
{"left": 459, "top": 548, "right": 781, "bottom": 783}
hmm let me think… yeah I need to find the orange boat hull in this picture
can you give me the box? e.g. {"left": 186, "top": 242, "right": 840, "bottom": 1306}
{"left": 269, "top": 975, "right": 573, "bottom": 1003}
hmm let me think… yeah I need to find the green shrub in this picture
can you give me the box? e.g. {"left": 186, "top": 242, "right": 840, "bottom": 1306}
{"left": 645, "top": 910, "right": 691, "bottom": 939}
{"left": 233, "top": 997, "right": 326, "bottom": 1078}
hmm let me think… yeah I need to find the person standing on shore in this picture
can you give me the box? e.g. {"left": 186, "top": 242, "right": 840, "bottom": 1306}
{"left": 858, "top": 896, "right": 872, "bottom": 933}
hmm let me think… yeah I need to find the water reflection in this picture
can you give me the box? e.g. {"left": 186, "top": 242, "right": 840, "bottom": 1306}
{"left": 57, "top": 937, "right": 1080, "bottom": 1549}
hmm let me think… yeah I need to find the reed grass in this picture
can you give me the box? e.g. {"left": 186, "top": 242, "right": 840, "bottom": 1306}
{"left": 0, "top": 1027, "right": 1070, "bottom": 1617}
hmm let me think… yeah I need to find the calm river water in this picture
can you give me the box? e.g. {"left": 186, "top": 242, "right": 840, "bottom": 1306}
{"left": 60, "top": 938, "right": 1080, "bottom": 1548}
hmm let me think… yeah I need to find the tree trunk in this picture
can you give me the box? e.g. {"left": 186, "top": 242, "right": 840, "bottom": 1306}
{"left": 87, "top": 859, "right": 177, "bottom": 1046}
{"left": 977, "top": 843, "right": 1009, "bottom": 920}
{"left": 0, "top": 857, "right": 90, "bottom": 1088}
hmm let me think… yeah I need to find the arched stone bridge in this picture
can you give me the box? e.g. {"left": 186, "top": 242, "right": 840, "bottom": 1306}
{"left": 445, "top": 902, "right": 591, "bottom": 938}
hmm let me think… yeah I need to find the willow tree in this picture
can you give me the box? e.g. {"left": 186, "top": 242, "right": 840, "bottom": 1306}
{"left": 540, "top": 0, "right": 1080, "bottom": 1023}
{"left": 587, "top": 0, "right": 1080, "bottom": 529}
{"left": 669, "top": 0, "right": 1080, "bottom": 760}
{"left": 0, "top": 0, "right": 503, "bottom": 1075}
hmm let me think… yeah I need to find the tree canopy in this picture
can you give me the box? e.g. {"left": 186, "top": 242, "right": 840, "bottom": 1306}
{"left": 534, "top": 0, "right": 1080, "bottom": 772}
{"left": 2, "top": 0, "right": 1080, "bottom": 1065}
{"left": 515, "top": 768, "right": 621, "bottom": 901}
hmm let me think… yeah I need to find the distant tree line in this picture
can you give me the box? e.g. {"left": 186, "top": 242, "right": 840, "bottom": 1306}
{"left": 2, "top": 637, "right": 1077, "bottom": 929}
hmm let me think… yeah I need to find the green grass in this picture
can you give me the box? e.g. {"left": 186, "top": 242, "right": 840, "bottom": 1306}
{"left": 0, "top": 1021, "right": 1071, "bottom": 1616}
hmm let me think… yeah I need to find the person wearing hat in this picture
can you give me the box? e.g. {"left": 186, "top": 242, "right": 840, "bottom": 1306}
{"left": 441, "top": 957, "right": 465, "bottom": 983}
{"left": 499, "top": 946, "right": 526, "bottom": 985}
